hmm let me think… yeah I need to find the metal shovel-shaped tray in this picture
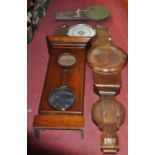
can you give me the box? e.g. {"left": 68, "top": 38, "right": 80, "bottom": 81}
{"left": 55, "top": 5, "right": 110, "bottom": 21}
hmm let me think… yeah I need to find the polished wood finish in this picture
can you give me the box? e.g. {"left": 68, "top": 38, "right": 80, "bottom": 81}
{"left": 33, "top": 34, "right": 91, "bottom": 138}
{"left": 34, "top": 115, "right": 84, "bottom": 129}
{"left": 47, "top": 36, "right": 91, "bottom": 49}
{"left": 52, "top": 24, "right": 112, "bottom": 47}
{"left": 86, "top": 25, "right": 127, "bottom": 153}
{"left": 34, "top": 114, "right": 84, "bottom": 138}
{"left": 92, "top": 97, "right": 125, "bottom": 153}
{"left": 38, "top": 36, "right": 91, "bottom": 115}
{"left": 87, "top": 45, "right": 127, "bottom": 73}
{"left": 87, "top": 44, "right": 127, "bottom": 96}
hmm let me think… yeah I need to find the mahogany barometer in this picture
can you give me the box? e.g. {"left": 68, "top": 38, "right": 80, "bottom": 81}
{"left": 33, "top": 33, "right": 91, "bottom": 138}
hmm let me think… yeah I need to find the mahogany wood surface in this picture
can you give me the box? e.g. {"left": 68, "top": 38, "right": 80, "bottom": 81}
{"left": 34, "top": 115, "right": 84, "bottom": 129}
{"left": 93, "top": 71, "right": 121, "bottom": 96}
{"left": 38, "top": 36, "right": 91, "bottom": 115}
{"left": 86, "top": 24, "right": 127, "bottom": 153}
{"left": 47, "top": 36, "right": 91, "bottom": 49}
{"left": 33, "top": 35, "right": 91, "bottom": 137}
{"left": 92, "top": 97, "right": 125, "bottom": 153}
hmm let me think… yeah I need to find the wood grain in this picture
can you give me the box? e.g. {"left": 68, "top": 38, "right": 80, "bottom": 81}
{"left": 39, "top": 36, "right": 91, "bottom": 115}
{"left": 34, "top": 115, "right": 84, "bottom": 129}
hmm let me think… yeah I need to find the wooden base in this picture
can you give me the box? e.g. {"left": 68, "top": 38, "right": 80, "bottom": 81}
{"left": 33, "top": 36, "right": 90, "bottom": 139}
{"left": 33, "top": 114, "right": 84, "bottom": 139}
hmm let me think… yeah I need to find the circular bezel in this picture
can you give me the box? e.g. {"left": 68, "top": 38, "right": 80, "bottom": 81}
{"left": 87, "top": 45, "right": 127, "bottom": 73}
{"left": 48, "top": 87, "right": 75, "bottom": 111}
{"left": 67, "top": 24, "right": 96, "bottom": 37}
{"left": 57, "top": 53, "right": 77, "bottom": 67}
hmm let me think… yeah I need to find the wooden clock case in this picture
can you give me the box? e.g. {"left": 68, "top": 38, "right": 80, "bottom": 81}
{"left": 33, "top": 30, "right": 91, "bottom": 138}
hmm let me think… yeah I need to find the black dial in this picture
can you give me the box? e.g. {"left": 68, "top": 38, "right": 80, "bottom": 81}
{"left": 48, "top": 87, "right": 75, "bottom": 111}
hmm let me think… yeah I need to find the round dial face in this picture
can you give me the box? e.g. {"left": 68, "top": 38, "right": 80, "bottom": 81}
{"left": 87, "top": 45, "right": 127, "bottom": 73}
{"left": 48, "top": 87, "right": 75, "bottom": 111}
{"left": 67, "top": 24, "right": 96, "bottom": 37}
{"left": 57, "top": 53, "right": 77, "bottom": 67}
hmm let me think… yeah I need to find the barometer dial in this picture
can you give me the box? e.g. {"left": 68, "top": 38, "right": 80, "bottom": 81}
{"left": 67, "top": 24, "right": 96, "bottom": 37}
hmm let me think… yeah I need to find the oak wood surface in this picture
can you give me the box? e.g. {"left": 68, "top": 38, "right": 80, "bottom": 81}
{"left": 38, "top": 36, "right": 91, "bottom": 115}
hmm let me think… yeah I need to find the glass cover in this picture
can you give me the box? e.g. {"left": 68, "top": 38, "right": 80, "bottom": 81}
{"left": 67, "top": 24, "right": 96, "bottom": 37}
{"left": 57, "top": 53, "right": 77, "bottom": 67}
{"left": 48, "top": 87, "right": 75, "bottom": 111}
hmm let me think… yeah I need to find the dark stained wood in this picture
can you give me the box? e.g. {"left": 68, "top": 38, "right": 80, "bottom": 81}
{"left": 46, "top": 36, "right": 91, "bottom": 49}
{"left": 92, "top": 97, "right": 125, "bottom": 153}
{"left": 86, "top": 25, "right": 127, "bottom": 153}
{"left": 34, "top": 115, "right": 84, "bottom": 129}
{"left": 93, "top": 71, "right": 121, "bottom": 96}
{"left": 51, "top": 24, "right": 112, "bottom": 48}
{"left": 87, "top": 44, "right": 127, "bottom": 96}
{"left": 33, "top": 34, "right": 91, "bottom": 138}
{"left": 39, "top": 51, "right": 86, "bottom": 115}
{"left": 38, "top": 36, "right": 91, "bottom": 115}
{"left": 87, "top": 45, "right": 127, "bottom": 73}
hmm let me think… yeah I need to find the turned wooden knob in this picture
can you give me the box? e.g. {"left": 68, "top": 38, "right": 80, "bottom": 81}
{"left": 91, "top": 97, "right": 125, "bottom": 153}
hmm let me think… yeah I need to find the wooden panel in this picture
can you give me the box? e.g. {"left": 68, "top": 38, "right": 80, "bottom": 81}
{"left": 47, "top": 36, "right": 91, "bottom": 48}
{"left": 33, "top": 115, "right": 84, "bottom": 129}
{"left": 39, "top": 36, "right": 91, "bottom": 115}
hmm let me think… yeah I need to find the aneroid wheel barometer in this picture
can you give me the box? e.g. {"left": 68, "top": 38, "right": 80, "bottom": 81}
{"left": 67, "top": 24, "right": 96, "bottom": 37}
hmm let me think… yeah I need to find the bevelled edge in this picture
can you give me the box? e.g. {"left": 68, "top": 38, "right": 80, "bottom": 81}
{"left": 87, "top": 45, "right": 128, "bottom": 73}
{"left": 46, "top": 36, "right": 91, "bottom": 48}
{"left": 33, "top": 114, "right": 84, "bottom": 128}
{"left": 67, "top": 24, "right": 96, "bottom": 37}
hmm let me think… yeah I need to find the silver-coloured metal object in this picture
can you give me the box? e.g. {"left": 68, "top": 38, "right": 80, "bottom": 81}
{"left": 67, "top": 24, "right": 96, "bottom": 37}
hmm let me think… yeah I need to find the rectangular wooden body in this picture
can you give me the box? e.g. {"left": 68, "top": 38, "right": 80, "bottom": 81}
{"left": 33, "top": 36, "right": 91, "bottom": 134}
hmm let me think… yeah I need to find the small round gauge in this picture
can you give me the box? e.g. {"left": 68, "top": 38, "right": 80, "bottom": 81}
{"left": 57, "top": 53, "right": 77, "bottom": 67}
{"left": 48, "top": 87, "right": 75, "bottom": 111}
{"left": 67, "top": 24, "right": 96, "bottom": 37}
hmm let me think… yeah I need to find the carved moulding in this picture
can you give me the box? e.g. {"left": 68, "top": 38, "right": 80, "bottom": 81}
{"left": 92, "top": 96, "right": 125, "bottom": 153}
{"left": 87, "top": 32, "right": 127, "bottom": 153}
